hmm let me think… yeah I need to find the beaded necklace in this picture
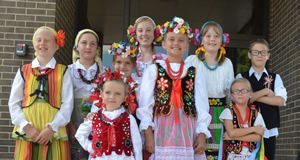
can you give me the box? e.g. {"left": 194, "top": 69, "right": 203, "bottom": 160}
{"left": 77, "top": 63, "right": 99, "bottom": 84}
{"left": 165, "top": 58, "right": 184, "bottom": 80}
{"left": 202, "top": 60, "right": 218, "bottom": 71}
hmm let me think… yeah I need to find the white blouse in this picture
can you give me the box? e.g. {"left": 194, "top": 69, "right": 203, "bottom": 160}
{"left": 185, "top": 55, "right": 234, "bottom": 98}
{"left": 68, "top": 60, "right": 98, "bottom": 99}
{"left": 136, "top": 60, "right": 212, "bottom": 137}
{"left": 8, "top": 57, "right": 74, "bottom": 133}
{"left": 75, "top": 107, "right": 142, "bottom": 160}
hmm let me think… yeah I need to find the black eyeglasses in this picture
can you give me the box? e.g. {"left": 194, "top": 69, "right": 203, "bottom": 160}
{"left": 231, "top": 89, "right": 250, "bottom": 95}
{"left": 249, "top": 50, "right": 269, "bottom": 56}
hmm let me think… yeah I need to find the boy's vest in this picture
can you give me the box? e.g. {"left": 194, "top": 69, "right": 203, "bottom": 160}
{"left": 21, "top": 63, "right": 67, "bottom": 109}
{"left": 241, "top": 71, "right": 279, "bottom": 129}
{"left": 153, "top": 63, "right": 197, "bottom": 117}
{"left": 225, "top": 107, "right": 258, "bottom": 154}
{"left": 91, "top": 110, "right": 133, "bottom": 157}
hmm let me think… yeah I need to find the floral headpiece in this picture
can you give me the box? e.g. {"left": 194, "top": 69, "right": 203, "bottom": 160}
{"left": 108, "top": 41, "right": 138, "bottom": 58}
{"left": 159, "top": 16, "right": 193, "bottom": 39}
{"left": 127, "top": 25, "right": 162, "bottom": 44}
{"left": 193, "top": 21, "right": 230, "bottom": 62}
{"left": 55, "top": 30, "right": 65, "bottom": 47}
{"left": 89, "top": 69, "right": 138, "bottom": 113}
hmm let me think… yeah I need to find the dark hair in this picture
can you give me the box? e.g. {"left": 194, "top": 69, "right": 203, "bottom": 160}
{"left": 112, "top": 55, "right": 137, "bottom": 67}
{"left": 249, "top": 38, "right": 270, "bottom": 51}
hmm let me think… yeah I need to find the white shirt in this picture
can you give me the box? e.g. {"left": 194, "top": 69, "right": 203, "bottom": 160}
{"left": 75, "top": 107, "right": 142, "bottom": 160}
{"left": 8, "top": 57, "right": 74, "bottom": 132}
{"left": 236, "top": 67, "right": 287, "bottom": 138}
{"left": 136, "top": 60, "right": 212, "bottom": 137}
{"left": 185, "top": 55, "right": 234, "bottom": 98}
{"left": 68, "top": 60, "right": 98, "bottom": 99}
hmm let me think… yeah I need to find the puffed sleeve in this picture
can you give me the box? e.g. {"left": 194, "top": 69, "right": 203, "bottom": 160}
{"left": 129, "top": 115, "right": 143, "bottom": 160}
{"left": 194, "top": 65, "right": 212, "bottom": 138}
{"left": 48, "top": 67, "right": 74, "bottom": 132}
{"left": 136, "top": 64, "right": 157, "bottom": 131}
{"left": 75, "top": 117, "right": 94, "bottom": 153}
{"left": 8, "top": 69, "right": 31, "bottom": 133}
{"left": 274, "top": 74, "right": 287, "bottom": 105}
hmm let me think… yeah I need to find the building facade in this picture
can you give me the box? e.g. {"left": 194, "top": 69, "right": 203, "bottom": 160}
{"left": 0, "top": 0, "right": 299, "bottom": 159}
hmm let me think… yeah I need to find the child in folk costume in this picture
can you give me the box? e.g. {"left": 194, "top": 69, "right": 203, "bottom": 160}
{"left": 8, "top": 26, "right": 73, "bottom": 160}
{"left": 75, "top": 70, "right": 142, "bottom": 160}
{"left": 137, "top": 16, "right": 211, "bottom": 160}
{"left": 185, "top": 21, "right": 234, "bottom": 160}
{"left": 68, "top": 29, "right": 104, "bottom": 159}
{"left": 220, "top": 78, "right": 265, "bottom": 160}
{"left": 236, "top": 39, "right": 287, "bottom": 160}
{"left": 127, "top": 16, "right": 166, "bottom": 84}
{"left": 90, "top": 41, "right": 138, "bottom": 115}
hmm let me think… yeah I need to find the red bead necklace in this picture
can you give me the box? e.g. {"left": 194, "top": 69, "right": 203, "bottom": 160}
{"left": 165, "top": 58, "right": 184, "bottom": 80}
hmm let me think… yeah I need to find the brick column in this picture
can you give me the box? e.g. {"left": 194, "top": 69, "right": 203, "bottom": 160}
{"left": 269, "top": 0, "right": 300, "bottom": 159}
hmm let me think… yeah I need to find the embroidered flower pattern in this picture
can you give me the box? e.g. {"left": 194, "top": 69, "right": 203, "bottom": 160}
{"left": 209, "top": 98, "right": 224, "bottom": 106}
{"left": 186, "top": 79, "right": 193, "bottom": 91}
{"left": 264, "top": 75, "right": 273, "bottom": 89}
{"left": 157, "top": 77, "right": 168, "bottom": 91}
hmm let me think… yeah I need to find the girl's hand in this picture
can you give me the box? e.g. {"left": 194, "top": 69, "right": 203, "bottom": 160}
{"left": 23, "top": 124, "right": 40, "bottom": 141}
{"left": 194, "top": 133, "right": 206, "bottom": 154}
{"left": 144, "top": 127, "right": 155, "bottom": 153}
{"left": 35, "top": 126, "right": 55, "bottom": 145}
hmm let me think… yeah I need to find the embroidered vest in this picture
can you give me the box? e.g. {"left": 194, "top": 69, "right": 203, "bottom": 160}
{"left": 225, "top": 107, "right": 258, "bottom": 154}
{"left": 241, "top": 71, "right": 279, "bottom": 129}
{"left": 21, "top": 63, "right": 66, "bottom": 109}
{"left": 91, "top": 110, "right": 133, "bottom": 158}
{"left": 153, "top": 63, "right": 197, "bottom": 117}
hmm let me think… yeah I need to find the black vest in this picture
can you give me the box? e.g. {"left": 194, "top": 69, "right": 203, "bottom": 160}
{"left": 241, "top": 71, "right": 280, "bottom": 129}
{"left": 153, "top": 63, "right": 197, "bottom": 117}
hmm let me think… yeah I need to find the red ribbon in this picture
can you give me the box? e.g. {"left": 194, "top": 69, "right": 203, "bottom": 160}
{"left": 170, "top": 79, "right": 182, "bottom": 123}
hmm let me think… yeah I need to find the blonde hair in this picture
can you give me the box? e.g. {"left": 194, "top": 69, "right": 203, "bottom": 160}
{"left": 134, "top": 16, "right": 156, "bottom": 29}
{"left": 200, "top": 22, "right": 226, "bottom": 64}
{"left": 72, "top": 29, "right": 103, "bottom": 68}
{"left": 32, "top": 26, "right": 57, "bottom": 56}
{"left": 230, "top": 78, "right": 253, "bottom": 93}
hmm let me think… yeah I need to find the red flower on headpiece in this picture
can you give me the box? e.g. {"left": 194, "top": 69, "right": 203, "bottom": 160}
{"left": 56, "top": 30, "right": 65, "bottom": 47}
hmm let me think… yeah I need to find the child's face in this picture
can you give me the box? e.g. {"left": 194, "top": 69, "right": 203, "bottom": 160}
{"left": 231, "top": 82, "right": 251, "bottom": 106}
{"left": 201, "top": 27, "right": 222, "bottom": 54}
{"left": 136, "top": 20, "right": 155, "bottom": 47}
{"left": 113, "top": 55, "right": 135, "bottom": 77}
{"left": 101, "top": 81, "right": 127, "bottom": 111}
{"left": 248, "top": 43, "right": 270, "bottom": 68}
{"left": 162, "top": 32, "right": 189, "bottom": 59}
{"left": 77, "top": 33, "right": 98, "bottom": 62}
{"left": 33, "top": 30, "right": 58, "bottom": 60}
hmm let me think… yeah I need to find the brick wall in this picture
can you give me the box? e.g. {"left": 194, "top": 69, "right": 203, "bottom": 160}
{"left": 0, "top": 0, "right": 78, "bottom": 159}
{"left": 269, "top": 0, "right": 300, "bottom": 159}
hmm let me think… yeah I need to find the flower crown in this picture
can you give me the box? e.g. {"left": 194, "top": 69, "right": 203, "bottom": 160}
{"left": 56, "top": 30, "right": 65, "bottom": 47}
{"left": 89, "top": 69, "right": 138, "bottom": 113}
{"left": 159, "top": 16, "right": 193, "bottom": 39}
{"left": 127, "top": 25, "right": 162, "bottom": 44}
{"left": 193, "top": 28, "right": 230, "bottom": 48}
{"left": 108, "top": 41, "right": 138, "bottom": 58}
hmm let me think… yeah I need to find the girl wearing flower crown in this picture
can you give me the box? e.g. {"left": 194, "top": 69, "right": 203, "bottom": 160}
{"left": 90, "top": 42, "right": 138, "bottom": 115}
{"left": 137, "top": 17, "right": 211, "bottom": 160}
{"left": 75, "top": 70, "right": 142, "bottom": 160}
{"left": 127, "top": 16, "right": 166, "bottom": 84}
{"left": 219, "top": 78, "right": 265, "bottom": 160}
{"left": 185, "top": 21, "right": 234, "bottom": 160}
{"left": 68, "top": 29, "right": 104, "bottom": 160}
{"left": 8, "top": 26, "right": 73, "bottom": 159}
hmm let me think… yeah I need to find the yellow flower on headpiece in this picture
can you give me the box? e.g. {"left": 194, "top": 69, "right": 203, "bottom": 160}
{"left": 113, "top": 42, "right": 118, "bottom": 49}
